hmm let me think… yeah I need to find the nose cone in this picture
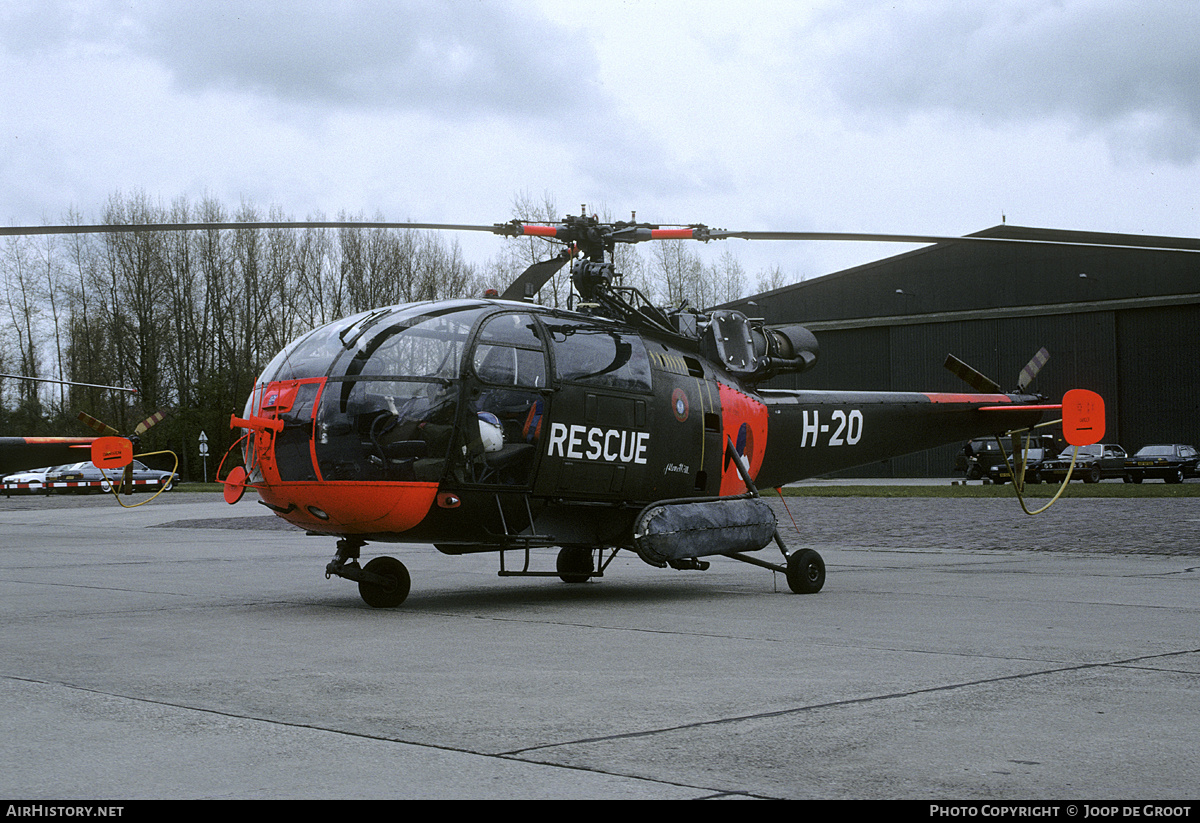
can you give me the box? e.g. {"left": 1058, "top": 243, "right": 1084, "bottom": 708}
{"left": 257, "top": 481, "right": 439, "bottom": 534}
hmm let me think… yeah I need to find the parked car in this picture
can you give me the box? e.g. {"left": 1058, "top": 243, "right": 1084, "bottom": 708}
{"left": 1039, "top": 443, "right": 1129, "bottom": 483}
{"left": 956, "top": 434, "right": 1056, "bottom": 481}
{"left": 2, "top": 465, "right": 58, "bottom": 493}
{"left": 955, "top": 438, "right": 1013, "bottom": 480}
{"left": 1124, "top": 444, "right": 1200, "bottom": 484}
{"left": 46, "top": 460, "right": 178, "bottom": 492}
{"left": 984, "top": 447, "right": 1051, "bottom": 484}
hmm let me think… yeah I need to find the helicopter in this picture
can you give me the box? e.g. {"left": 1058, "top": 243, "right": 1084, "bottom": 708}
{"left": 1, "top": 212, "right": 1116, "bottom": 606}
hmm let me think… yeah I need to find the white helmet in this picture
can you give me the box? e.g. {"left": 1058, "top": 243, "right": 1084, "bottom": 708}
{"left": 477, "top": 412, "right": 504, "bottom": 453}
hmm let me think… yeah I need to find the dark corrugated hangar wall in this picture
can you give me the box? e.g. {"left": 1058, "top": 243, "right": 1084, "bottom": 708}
{"left": 720, "top": 226, "right": 1200, "bottom": 478}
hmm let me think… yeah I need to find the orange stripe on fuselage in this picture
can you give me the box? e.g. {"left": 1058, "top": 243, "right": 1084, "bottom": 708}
{"left": 923, "top": 393, "right": 1012, "bottom": 404}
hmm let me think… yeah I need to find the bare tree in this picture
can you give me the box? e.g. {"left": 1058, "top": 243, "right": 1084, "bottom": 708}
{"left": 755, "top": 263, "right": 800, "bottom": 294}
{"left": 701, "top": 248, "right": 747, "bottom": 308}
{"left": 2, "top": 233, "right": 43, "bottom": 419}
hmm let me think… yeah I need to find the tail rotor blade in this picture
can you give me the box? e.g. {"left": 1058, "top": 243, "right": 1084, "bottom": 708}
{"left": 78, "top": 411, "right": 120, "bottom": 437}
{"left": 1018, "top": 348, "right": 1050, "bottom": 392}
{"left": 133, "top": 410, "right": 167, "bottom": 436}
{"left": 944, "top": 354, "right": 1002, "bottom": 394}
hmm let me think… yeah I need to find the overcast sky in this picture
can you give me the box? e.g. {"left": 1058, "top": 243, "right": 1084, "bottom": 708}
{"left": 3, "top": 0, "right": 1197, "bottom": 280}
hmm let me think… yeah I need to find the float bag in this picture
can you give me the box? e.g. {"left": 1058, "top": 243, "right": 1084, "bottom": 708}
{"left": 632, "top": 497, "right": 777, "bottom": 565}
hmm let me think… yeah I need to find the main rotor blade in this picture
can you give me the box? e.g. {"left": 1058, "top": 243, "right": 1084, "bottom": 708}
{"left": 0, "top": 373, "right": 137, "bottom": 393}
{"left": 0, "top": 221, "right": 503, "bottom": 237}
{"left": 499, "top": 253, "right": 572, "bottom": 301}
{"left": 5, "top": 220, "right": 1196, "bottom": 255}
{"left": 707, "top": 229, "right": 1200, "bottom": 254}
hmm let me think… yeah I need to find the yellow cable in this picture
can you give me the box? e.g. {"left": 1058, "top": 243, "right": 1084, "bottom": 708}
{"left": 994, "top": 434, "right": 1076, "bottom": 515}
{"left": 100, "top": 449, "right": 180, "bottom": 508}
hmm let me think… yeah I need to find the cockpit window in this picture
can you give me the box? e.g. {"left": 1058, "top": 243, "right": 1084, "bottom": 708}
{"left": 472, "top": 313, "right": 547, "bottom": 388}
{"left": 544, "top": 321, "right": 652, "bottom": 392}
{"left": 255, "top": 302, "right": 491, "bottom": 387}
{"left": 257, "top": 311, "right": 375, "bottom": 383}
{"left": 336, "top": 304, "right": 488, "bottom": 381}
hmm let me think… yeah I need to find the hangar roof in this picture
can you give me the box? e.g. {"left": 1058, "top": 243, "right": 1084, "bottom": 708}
{"left": 723, "top": 225, "right": 1200, "bottom": 330}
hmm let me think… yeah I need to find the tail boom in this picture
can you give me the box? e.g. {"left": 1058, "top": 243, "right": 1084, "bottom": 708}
{"left": 754, "top": 389, "right": 1047, "bottom": 486}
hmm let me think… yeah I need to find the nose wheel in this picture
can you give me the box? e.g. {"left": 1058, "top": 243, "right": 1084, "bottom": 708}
{"left": 327, "top": 539, "right": 412, "bottom": 608}
{"left": 358, "top": 556, "right": 411, "bottom": 608}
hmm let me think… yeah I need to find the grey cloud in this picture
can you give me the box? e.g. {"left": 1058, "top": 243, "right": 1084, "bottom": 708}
{"left": 6, "top": 0, "right": 605, "bottom": 120}
{"left": 808, "top": 0, "right": 1200, "bottom": 163}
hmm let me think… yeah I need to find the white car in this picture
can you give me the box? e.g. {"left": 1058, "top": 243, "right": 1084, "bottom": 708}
{"left": 2, "top": 466, "right": 57, "bottom": 492}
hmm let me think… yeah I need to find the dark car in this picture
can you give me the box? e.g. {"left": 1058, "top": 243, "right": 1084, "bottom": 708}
{"left": 956, "top": 434, "right": 1057, "bottom": 481}
{"left": 984, "top": 446, "right": 1051, "bottom": 484}
{"left": 46, "top": 460, "right": 178, "bottom": 492}
{"left": 955, "top": 438, "right": 1009, "bottom": 480}
{"left": 1040, "top": 443, "right": 1129, "bottom": 483}
{"left": 1124, "top": 444, "right": 1199, "bottom": 484}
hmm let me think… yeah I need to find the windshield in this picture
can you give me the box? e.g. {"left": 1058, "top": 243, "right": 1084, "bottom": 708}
{"left": 256, "top": 300, "right": 492, "bottom": 387}
{"left": 330, "top": 303, "right": 488, "bottom": 382}
{"left": 1059, "top": 444, "right": 1101, "bottom": 458}
{"left": 1135, "top": 445, "right": 1176, "bottom": 457}
{"left": 256, "top": 310, "right": 381, "bottom": 383}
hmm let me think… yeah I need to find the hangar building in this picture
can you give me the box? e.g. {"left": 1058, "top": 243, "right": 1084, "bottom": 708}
{"left": 720, "top": 225, "right": 1200, "bottom": 477}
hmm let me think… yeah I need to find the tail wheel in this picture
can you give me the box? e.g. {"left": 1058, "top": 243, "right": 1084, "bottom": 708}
{"left": 786, "top": 549, "right": 826, "bottom": 594}
{"left": 556, "top": 547, "right": 594, "bottom": 583}
{"left": 359, "top": 556, "right": 411, "bottom": 608}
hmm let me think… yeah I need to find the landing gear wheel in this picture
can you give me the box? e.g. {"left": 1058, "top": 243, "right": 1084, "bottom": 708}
{"left": 556, "top": 547, "right": 593, "bottom": 583}
{"left": 786, "top": 549, "right": 825, "bottom": 594}
{"left": 358, "top": 556, "right": 411, "bottom": 608}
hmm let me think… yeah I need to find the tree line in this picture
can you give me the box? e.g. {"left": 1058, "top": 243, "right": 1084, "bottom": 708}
{"left": 1, "top": 190, "right": 790, "bottom": 480}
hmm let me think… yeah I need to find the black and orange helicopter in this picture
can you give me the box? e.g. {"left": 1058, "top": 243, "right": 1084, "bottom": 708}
{"left": 2, "top": 212, "right": 1114, "bottom": 607}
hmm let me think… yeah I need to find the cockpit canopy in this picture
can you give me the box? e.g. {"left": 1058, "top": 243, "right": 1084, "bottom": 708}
{"left": 245, "top": 300, "right": 653, "bottom": 488}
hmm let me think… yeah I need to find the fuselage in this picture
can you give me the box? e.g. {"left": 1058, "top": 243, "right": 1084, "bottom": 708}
{"left": 234, "top": 299, "right": 1043, "bottom": 550}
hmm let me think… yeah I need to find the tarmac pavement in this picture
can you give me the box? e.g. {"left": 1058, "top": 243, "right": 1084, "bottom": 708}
{"left": 0, "top": 490, "right": 1197, "bottom": 800}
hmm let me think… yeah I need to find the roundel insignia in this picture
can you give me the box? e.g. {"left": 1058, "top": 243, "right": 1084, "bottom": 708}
{"left": 738, "top": 421, "right": 754, "bottom": 464}
{"left": 671, "top": 388, "right": 689, "bottom": 422}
